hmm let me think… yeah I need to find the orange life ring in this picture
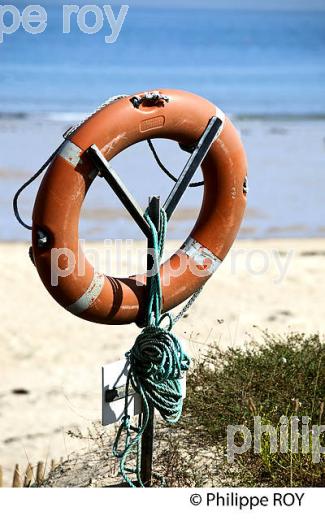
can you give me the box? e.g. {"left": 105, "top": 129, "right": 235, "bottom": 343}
{"left": 32, "top": 89, "right": 247, "bottom": 325}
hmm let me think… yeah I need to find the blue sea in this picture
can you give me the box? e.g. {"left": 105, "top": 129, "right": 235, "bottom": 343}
{"left": 1, "top": 4, "right": 325, "bottom": 241}
{"left": 1, "top": 5, "right": 325, "bottom": 117}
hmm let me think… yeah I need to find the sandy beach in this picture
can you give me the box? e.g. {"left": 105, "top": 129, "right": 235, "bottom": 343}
{"left": 1, "top": 114, "right": 324, "bottom": 485}
{"left": 1, "top": 115, "right": 325, "bottom": 487}
{"left": 0, "top": 237, "right": 324, "bottom": 485}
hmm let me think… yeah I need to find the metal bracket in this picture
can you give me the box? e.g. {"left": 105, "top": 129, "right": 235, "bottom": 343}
{"left": 87, "top": 145, "right": 151, "bottom": 237}
{"left": 86, "top": 115, "right": 222, "bottom": 232}
{"left": 105, "top": 384, "right": 135, "bottom": 403}
{"left": 130, "top": 91, "right": 170, "bottom": 109}
{"left": 163, "top": 116, "right": 222, "bottom": 219}
{"left": 88, "top": 115, "right": 222, "bottom": 487}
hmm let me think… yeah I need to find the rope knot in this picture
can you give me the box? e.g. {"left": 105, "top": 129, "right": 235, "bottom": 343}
{"left": 127, "top": 324, "right": 190, "bottom": 425}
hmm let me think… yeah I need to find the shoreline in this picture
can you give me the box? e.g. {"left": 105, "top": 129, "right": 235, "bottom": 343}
{"left": 2, "top": 112, "right": 325, "bottom": 121}
{"left": 2, "top": 116, "right": 325, "bottom": 241}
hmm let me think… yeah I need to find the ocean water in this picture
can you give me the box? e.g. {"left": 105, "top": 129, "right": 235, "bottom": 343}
{"left": 1, "top": 6, "right": 325, "bottom": 117}
{"left": 1, "top": 6, "right": 325, "bottom": 241}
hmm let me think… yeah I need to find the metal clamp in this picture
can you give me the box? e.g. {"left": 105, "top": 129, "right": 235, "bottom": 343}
{"left": 130, "top": 91, "right": 170, "bottom": 109}
{"left": 105, "top": 384, "right": 135, "bottom": 403}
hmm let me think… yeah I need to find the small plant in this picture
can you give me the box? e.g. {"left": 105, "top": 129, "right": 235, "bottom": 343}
{"left": 43, "top": 332, "right": 325, "bottom": 487}
{"left": 177, "top": 332, "right": 325, "bottom": 486}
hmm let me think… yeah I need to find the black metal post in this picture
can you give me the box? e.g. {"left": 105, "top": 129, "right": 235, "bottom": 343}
{"left": 140, "top": 196, "right": 160, "bottom": 487}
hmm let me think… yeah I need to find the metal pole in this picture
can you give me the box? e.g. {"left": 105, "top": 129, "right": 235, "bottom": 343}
{"left": 140, "top": 195, "right": 160, "bottom": 487}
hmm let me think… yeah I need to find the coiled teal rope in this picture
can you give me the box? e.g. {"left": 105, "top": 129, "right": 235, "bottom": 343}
{"left": 113, "top": 208, "right": 190, "bottom": 487}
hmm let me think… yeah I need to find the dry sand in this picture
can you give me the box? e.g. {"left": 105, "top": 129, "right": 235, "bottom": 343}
{"left": 0, "top": 238, "right": 324, "bottom": 485}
